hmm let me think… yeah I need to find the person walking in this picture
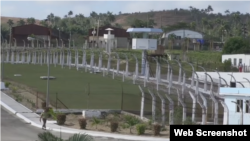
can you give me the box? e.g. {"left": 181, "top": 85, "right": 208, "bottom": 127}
{"left": 40, "top": 107, "right": 50, "bottom": 130}
{"left": 238, "top": 62, "right": 243, "bottom": 72}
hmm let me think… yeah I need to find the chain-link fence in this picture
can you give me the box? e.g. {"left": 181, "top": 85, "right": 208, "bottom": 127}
{"left": 2, "top": 48, "right": 226, "bottom": 125}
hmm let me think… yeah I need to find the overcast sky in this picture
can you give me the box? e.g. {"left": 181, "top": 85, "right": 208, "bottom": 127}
{"left": 1, "top": 0, "right": 250, "bottom": 20}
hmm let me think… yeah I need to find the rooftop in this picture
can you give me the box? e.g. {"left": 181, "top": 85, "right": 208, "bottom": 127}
{"left": 126, "top": 28, "right": 163, "bottom": 33}
{"left": 220, "top": 88, "right": 250, "bottom": 97}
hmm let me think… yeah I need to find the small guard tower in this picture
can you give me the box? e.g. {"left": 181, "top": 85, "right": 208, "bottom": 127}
{"left": 126, "top": 28, "right": 163, "bottom": 75}
{"left": 103, "top": 28, "right": 114, "bottom": 54}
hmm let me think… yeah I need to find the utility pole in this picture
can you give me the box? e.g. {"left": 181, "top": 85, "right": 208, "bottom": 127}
{"left": 160, "top": 13, "right": 162, "bottom": 28}
{"left": 147, "top": 13, "right": 149, "bottom": 28}
{"left": 9, "top": 25, "right": 12, "bottom": 48}
{"left": 242, "top": 23, "right": 248, "bottom": 38}
{"left": 96, "top": 18, "right": 101, "bottom": 48}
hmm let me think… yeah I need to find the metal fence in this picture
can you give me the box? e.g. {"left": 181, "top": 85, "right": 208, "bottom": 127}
{"left": 1, "top": 47, "right": 236, "bottom": 125}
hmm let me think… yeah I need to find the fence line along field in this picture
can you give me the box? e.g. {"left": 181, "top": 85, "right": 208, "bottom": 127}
{"left": 3, "top": 63, "right": 143, "bottom": 110}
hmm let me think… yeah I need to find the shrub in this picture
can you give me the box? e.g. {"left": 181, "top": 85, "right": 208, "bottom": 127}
{"left": 56, "top": 114, "right": 66, "bottom": 125}
{"left": 110, "top": 122, "right": 118, "bottom": 132}
{"left": 153, "top": 124, "right": 161, "bottom": 136}
{"left": 184, "top": 117, "right": 196, "bottom": 125}
{"left": 5, "top": 82, "right": 11, "bottom": 88}
{"left": 121, "top": 123, "right": 130, "bottom": 129}
{"left": 91, "top": 117, "right": 101, "bottom": 129}
{"left": 124, "top": 115, "right": 141, "bottom": 134}
{"left": 136, "top": 124, "right": 146, "bottom": 135}
{"left": 78, "top": 118, "right": 87, "bottom": 129}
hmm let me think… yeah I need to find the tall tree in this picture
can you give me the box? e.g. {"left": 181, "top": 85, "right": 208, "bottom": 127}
{"left": 26, "top": 17, "right": 36, "bottom": 24}
{"left": 7, "top": 19, "right": 14, "bottom": 46}
{"left": 17, "top": 19, "right": 26, "bottom": 26}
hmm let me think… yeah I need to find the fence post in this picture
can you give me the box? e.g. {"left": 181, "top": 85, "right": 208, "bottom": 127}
{"left": 36, "top": 92, "right": 38, "bottom": 109}
{"left": 56, "top": 92, "right": 58, "bottom": 110}
{"left": 121, "top": 85, "right": 124, "bottom": 111}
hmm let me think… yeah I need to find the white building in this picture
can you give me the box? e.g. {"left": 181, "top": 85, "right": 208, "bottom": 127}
{"left": 161, "top": 29, "right": 204, "bottom": 50}
{"left": 222, "top": 54, "right": 250, "bottom": 68}
{"left": 220, "top": 88, "right": 250, "bottom": 125}
{"left": 162, "top": 29, "right": 203, "bottom": 39}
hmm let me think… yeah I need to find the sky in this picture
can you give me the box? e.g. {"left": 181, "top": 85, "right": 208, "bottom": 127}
{"left": 1, "top": 0, "right": 250, "bottom": 20}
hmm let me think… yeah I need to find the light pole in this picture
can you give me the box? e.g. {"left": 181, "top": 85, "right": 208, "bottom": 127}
{"left": 92, "top": 28, "right": 96, "bottom": 48}
{"left": 46, "top": 41, "right": 51, "bottom": 107}
{"left": 58, "top": 27, "right": 63, "bottom": 47}
{"left": 0, "top": 33, "right": 4, "bottom": 82}
{"left": 231, "top": 101, "right": 243, "bottom": 125}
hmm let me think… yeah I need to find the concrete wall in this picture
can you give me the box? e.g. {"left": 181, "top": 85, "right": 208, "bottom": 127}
{"left": 196, "top": 72, "right": 250, "bottom": 88}
{"left": 224, "top": 97, "right": 250, "bottom": 124}
{"left": 222, "top": 54, "right": 250, "bottom": 66}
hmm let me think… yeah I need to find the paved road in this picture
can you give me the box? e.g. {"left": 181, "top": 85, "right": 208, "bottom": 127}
{"left": 1, "top": 107, "right": 131, "bottom": 141}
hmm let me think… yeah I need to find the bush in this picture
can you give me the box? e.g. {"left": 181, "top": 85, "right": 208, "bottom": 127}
{"left": 57, "top": 114, "right": 66, "bottom": 125}
{"left": 110, "top": 122, "right": 118, "bottom": 132}
{"left": 124, "top": 115, "right": 141, "bottom": 134}
{"left": 153, "top": 124, "right": 161, "bottom": 136}
{"left": 136, "top": 124, "right": 146, "bottom": 135}
{"left": 78, "top": 118, "right": 87, "bottom": 129}
{"left": 184, "top": 117, "right": 196, "bottom": 125}
{"left": 5, "top": 82, "right": 11, "bottom": 88}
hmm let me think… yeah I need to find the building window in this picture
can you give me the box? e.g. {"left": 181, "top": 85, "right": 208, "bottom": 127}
{"left": 176, "top": 36, "right": 181, "bottom": 40}
{"left": 236, "top": 100, "right": 243, "bottom": 112}
{"left": 246, "top": 100, "right": 249, "bottom": 113}
{"left": 233, "top": 58, "right": 237, "bottom": 66}
{"left": 239, "top": 58, "right": 242, "bottom": 63}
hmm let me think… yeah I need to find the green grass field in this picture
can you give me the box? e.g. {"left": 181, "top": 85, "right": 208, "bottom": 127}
{"left": 3, "top": 63, "right": 145, "bottom": 110}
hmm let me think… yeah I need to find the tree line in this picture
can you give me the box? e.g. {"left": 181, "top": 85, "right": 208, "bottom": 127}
{"left": 1, "top": 5, "right": 250, "bottom": 51}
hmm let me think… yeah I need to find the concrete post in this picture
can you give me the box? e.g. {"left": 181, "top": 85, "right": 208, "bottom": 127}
{"left": 90, "top": 52, "right": 94, "bottom": 71}
{"left": 82, "top": 50, "right": 86, "bottom": 69}
{"left": 220, "top": 100, "right": 229, "bottom": 125}
{"left": 138, "top": 86, "right": 145, "bottom": 120}
{"left": 115, "top": 53, "right": 120, "bottom": 74}
{"left": 107, "top": 54, "right": 111, "bottom": 73}
{"left": 174, "top": 60, "right": 182, "bottom": 84}
{"left": 156, "top": 91, "right": 166, "bottom": 126}
{"left": 188, "top": 91, "right": 196, "bottom": 123}
{"left": 165, "top": 93, "right": 174, "bottom": 124}
{"left": 148, "top": 89, "right": 156, "bottom": 123}
{"left": 176, "top": 89, "right": 187, "bottom": 124}
{"left": 132, "top": 54, "right": 139, "bottom": 79}
{"left": 199, "top": 92, "right": 207, "bottom": 124}
{"left": 98, "top": 52, "right": 102, "bottom": 71}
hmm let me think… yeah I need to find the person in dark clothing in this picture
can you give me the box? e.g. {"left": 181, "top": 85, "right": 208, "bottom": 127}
{"left": 40, "top": 107, "right": 50, "bottom": 130}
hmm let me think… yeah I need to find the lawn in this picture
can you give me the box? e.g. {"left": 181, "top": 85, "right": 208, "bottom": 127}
{"left": 3, "top": 63, "right": 146, "bottom": 111}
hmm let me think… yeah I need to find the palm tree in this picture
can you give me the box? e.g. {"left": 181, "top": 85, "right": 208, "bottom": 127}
{"left": 189, "top": 21, "right": 196, "bottom": 30}
{"left": 68, "top": 10, "right": 73, "bottom": 18}
{"left": 206, "top": 5, "right": 213, "bottom": 14}
{"left": 26, "top": 17, "right": 36, "bottom": 24}
{"left": 225, "top": 10, "right": 230, "bottom": 15}
{"left": 68, "top": 11, "right": 73, "bottom": 40}
{"left": 7, "top": 19, "right": 14, "bottom": 47}
{"left": 47, "top": 13, "right": 55, "bottom": 27}
{"left": 168, "top": 33, "right": 176, "bottom": 50}
{"left": 38, "top": 132, "right": 93, "bottom": 141}
{"left": 17, "top": 19, "right": 26, "bottom": 26}
{"left": 7, "top": 19, "right": 14, "bottom": 27}
{"left": 201, "top": 18, "right": 208, "bottom": 32}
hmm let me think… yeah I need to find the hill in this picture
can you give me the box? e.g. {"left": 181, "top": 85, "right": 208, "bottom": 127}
{"left": 1, "top": 10, "right": 193, "bottom": 28}
{"left": 112, "top": 10, "right": 193, "bottom": 28}
{"left": 1, "top": 16, "right": 41, "bottom": 26}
